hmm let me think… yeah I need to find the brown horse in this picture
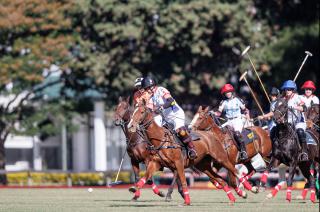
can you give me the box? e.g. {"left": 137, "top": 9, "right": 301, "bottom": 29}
{"left": 305, "top": 103, "right": 319, "bottom": 130}
{"left": 189, "top": 106, "right": 272, "bottom": 188}
{"left": 127, "top": 100, "right": 255, "bottom": 205}
{"left": 113, "top": 96, "right": 166, "bottom": 200}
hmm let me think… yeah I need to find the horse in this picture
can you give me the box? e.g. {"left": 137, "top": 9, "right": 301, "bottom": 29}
{"left": 305, "top": 102, "right": 319, "bottom": 130}
{"left": 113, "top": 96, "right": 166, "bottom": 200}
{"left": 127, "top": 100, "right": 255, "bottom": 205}
{"left": 265, "top": 97, "right": 319, "bottom": 203}
{"left": 189, "top": 106, "right": 272, "bottom": 190}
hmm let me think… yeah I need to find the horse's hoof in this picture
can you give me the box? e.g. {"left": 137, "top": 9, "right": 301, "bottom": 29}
{"left": 129, "top": 186, "right": 137, "bottom": 193}
{"left": 295, "top": 195, "right": 304, "bottom": 200}
{"left": 266, "top": 193, "right": 273, "bottom": 199}
{"left": 251, "top": 186, "right": 259, "bottom": 194}
{"left": 158, "top": 191, "right": 165, "bottom": 198}
{"left": 165, "top": 196, "right": 172, "bottom": 202}
{"left": 258, "top": 186, "right": 266, "bottom": 192}
{"left": 229, "top": 200, "right": 235, "bottom": 206}
{"left": 242, "top": 191, "right": 248, "bottom": 199}
{"left": 131, "top": 196, "right": 139, "bottom": 201}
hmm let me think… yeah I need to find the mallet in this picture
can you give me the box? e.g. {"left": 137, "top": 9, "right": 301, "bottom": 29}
{"left": 109, "top": 150, "right": 127, "bottom": 186}
{"left": 293, "top": 51, "right": 313, "bottom": 82}
{"left": 242, "top": 46, "right": 271, "bottom": 104}
{"left": 239, "top": 71, "right": 265, "bottom": 115}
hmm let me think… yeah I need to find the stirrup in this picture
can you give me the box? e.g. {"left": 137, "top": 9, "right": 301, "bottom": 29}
{"left": 188, "top": 149, "right": 197, "bottom": 160}
{"left": 299, "top": 152, "right": 309, "bottom": 162}
{"left": 240, "top": 151, "right": 248, "bottom": 160}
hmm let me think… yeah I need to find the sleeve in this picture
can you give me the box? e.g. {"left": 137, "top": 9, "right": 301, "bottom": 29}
{"left": 297, "top": 94, "right": 305, "bottom": 105}
{"left": 237, "top": 97, "right": 246, "bottom": 109}
{"left": 313, "top": 96, "right": 320, "bottom": 104}
{"left": 158, "top": 87, "right": 171, "bottom": 99}
{"left": 218, "top": 100, "right": 225, "bottom": 113}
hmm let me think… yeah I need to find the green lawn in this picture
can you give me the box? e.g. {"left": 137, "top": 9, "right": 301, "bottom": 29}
{"left": 0, "top": 188, "right": 318, "bottom": 212}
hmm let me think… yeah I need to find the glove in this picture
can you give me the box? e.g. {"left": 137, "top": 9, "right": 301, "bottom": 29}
{"left": 154, "top": 107, "right": 163, "bottom": 114}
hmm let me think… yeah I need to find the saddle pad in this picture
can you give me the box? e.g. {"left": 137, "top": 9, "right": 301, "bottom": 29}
{"left": 306, "top": 130, "right": 317, "bottom": 145}
{"left": 190, "top": 132, "right": 201, "bottom": 141}
{"left": 241, "top": 128, "right": 257, "bottom": 145}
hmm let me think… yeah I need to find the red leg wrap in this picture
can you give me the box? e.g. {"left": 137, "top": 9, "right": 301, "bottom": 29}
{"left": 235, "top": 187, "right": 244, "bottom": 197}
{"left": 310, "top": 189, "right": 316, "bottom": 203}
{"left": 223, "top": 185, "right": 236, "bottom": 202}
{"left": 301, "top": 188, "right": 308, "bottom": 200}
{"left": 271, "top": 183, "right": 282, "bottom": 197}
{"left": 260, "top": 171, "right": 269, "bottom": 184}
{"left": 286, "top": 186, "right": 292, "bottom": 202}
{"left": 151, "top": 183, "right": 160, "bottom": 195}
{"left": 240, "top": 177, "right": 252, "bottom": 190}
{"left": 134, "top": 189, "right": 141, "bottom": 198}
{"left": 183, "top": 188, "right": 191, "bottom": 205}
{"left": 136, "top": 177, "right": 146, "bottom": 189}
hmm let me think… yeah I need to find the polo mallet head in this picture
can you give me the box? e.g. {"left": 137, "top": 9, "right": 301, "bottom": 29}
{"left": 109, "top": 181, "right": 123, "bottom": 186}
{"left": 241, "top": 46, "right": 251, "bottom": 57}
{"left": 239, "top": 71, "right": 248, "bottom": 82}
{"left": 305, "top": 51, "right": 313, "bottom": 57}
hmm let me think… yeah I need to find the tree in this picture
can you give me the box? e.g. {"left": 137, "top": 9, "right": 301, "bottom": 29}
{"left": 72, "top": 0, "right": 273, "bottom": 108}
{"left": 0, "top": 0, "right": 77, "bottom": 184}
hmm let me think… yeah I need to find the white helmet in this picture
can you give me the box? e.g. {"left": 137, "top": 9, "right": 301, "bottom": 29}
{"left": 134, "top": 77, "right": 143, "bottom": 88}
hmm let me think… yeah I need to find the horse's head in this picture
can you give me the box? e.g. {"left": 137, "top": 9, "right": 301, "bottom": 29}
{"left": 127, "top": 99, "right": 152, "bottom": 133}
{"left": 273, "top": 98, "right": 288, "bottom": 124}
{"left": 113, "top": 96, "right": 131, "bottom": 126}
{"left": 306, "top": 102, "right": 319, "bottom": 128}
{"left": 189, "top": 106, "right": 211, "bottom": 131}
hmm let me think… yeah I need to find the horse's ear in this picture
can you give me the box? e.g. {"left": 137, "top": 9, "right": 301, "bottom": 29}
{"left": 119, "top": 96, "right": 123, "bottom": 102}
{"left": 204, "top": 106, "right": 209, "bottom": 112}
{"left": 126, "top": 96, "right": 130, "bottom": 103}
{"left": 198, "top": 105, "right": 202, "bottom": 111}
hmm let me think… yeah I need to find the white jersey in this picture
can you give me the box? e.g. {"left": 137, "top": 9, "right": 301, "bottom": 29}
{"left": 285, "top": 94, "right": 306, "bottom": 130}
{"left": 218, "top": 97, "right": 245, "bottom": 119}
{"left": 218, "top": 96, "right": 248, "bottom": 132}
{"left": 300, "top": 94, "right": 319, "bottom": 108}
{"left": 147, "top": 86, "right": 185, "bottom": 130}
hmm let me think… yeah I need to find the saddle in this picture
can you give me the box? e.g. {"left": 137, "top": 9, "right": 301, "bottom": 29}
{"left": 240, "top": 128, "right": 258, "bottom": 145}
{"left": 306, "top": 130, "right": 318, "bottom": 146}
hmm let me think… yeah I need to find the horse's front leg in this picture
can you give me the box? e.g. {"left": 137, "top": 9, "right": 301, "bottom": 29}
{"left": 133, "top": 161, "right": 162, "bottom": 198}
{"left": 166, "top": 170, "right": 177, "bottom": 201}
{"left": 129, "top": 159, "right": 142, "bottom": 200}
{"left": 174, "top": 159, "right": 191, "bottom": 205}
{"left": 260, "top": 157, "right": 279, "bottom": 191}
{"left": 285, "top": 160, "right": 298, "bottom": 202}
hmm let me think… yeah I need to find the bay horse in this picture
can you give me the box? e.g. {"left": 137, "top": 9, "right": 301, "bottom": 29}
{"left": 265, "top": 97, "right": 319, "bottom": 203}
{"left": 305, "top": 102, "right": 319, "bottom": 130}
{"left": 189, "top": 106, "right": 272, "bottom": 189}
{"left": 113, "top": 96, "right": 166, "bottom": 200}
{"left": 127, "top": 100, "right": 255, "bottom": 205}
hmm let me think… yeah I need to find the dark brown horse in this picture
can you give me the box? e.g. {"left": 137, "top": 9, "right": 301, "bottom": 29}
{"left": 127, "top": 100, "right": 255, "bottom": 205}
{"left": 113, "top": 97, "right": 165, "bottom": 200}
{"left": 305, "top": 103, "right": 319, "bottom": 130}
{"left": 265, "top": 98, "right": 319, "bottom": 203}
{"left": 189, "top": 106, "right": 272, "bottom": 190}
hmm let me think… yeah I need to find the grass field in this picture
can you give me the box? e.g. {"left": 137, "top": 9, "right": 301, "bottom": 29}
{"left": 0, "top": 188, "right": 318, "bottom": 212}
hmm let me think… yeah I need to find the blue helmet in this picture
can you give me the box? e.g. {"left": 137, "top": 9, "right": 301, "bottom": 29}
{"left": 281, "top": 80, "right": 297, "bottom": 91}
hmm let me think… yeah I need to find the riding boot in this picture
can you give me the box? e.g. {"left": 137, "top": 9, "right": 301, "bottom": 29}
{"left": 297, "top": 129, "right": 309, "bottom": 162}
{"left": 178, "top": 127, "right": 197, "bottom": 160}
{"left": 234, "top": 132, "right": 248, "bottom": 161}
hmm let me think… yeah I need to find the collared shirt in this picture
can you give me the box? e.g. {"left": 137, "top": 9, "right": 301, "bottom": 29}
{"left": 286, "top": 93, "right": 305, "bottom": 123}
{"left": 218, "top": 97, "right": 245, "bottom": 119}
{"left": 300, "top": 94, "right": 319, "bottom": 108}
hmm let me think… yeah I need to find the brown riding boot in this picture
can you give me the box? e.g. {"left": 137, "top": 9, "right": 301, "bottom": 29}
{"left": 178, "top": 127, "right": 197, "bottom": 160}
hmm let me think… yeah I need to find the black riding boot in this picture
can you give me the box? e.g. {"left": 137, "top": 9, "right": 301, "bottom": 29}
{"left": 297, "top": 129, "right": 309, "bottom": 162}
{"left": 178, "top": 127, "right": 197, "bottom": 160}
{"left": 234, "top": 132, "right": 248, "bottom": 161}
